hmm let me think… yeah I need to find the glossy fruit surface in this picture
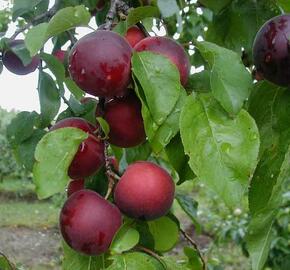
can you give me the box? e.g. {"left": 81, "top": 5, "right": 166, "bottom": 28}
{"left": 134, "top": 36, "right": 190, "bottom": 86}
{"left": 104, "top": 93, "right": 146, "bottom": 148}
{"left": 67, "top": 179, "right": 85, "bottom": 197}
{"left": 125, "top": 26, "right": 146, "bottom": 47}
{"left": 2, "top": 40, "right": 39, "bottom": 75}
{"left": 114, "top": 161, "right": 175, "bottom": 220}
{"left": 50, "top": 117, "right": 105, "bottom": 179}
{"left": 253, "top": 14, "right": 290, "bottom": 86}
{"left": 60, "top": 190, "right": 122, "bottom": 255}
{"left": 68, "top": 30, "right": 132, "bottom": 97}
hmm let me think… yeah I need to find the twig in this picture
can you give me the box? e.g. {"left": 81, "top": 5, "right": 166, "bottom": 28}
{"left": 135, "top": 246, "right": 167, "bottom": 269}
{"left": 180, "top": 228, "right": 206, "bottom": 270}
{"left": 10, "top": 0, "right": 61, "bottom": 40}
{"left": 136, "top": 22, "right": 150, "bottom": 37}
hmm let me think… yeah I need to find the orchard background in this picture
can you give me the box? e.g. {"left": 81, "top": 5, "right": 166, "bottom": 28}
{"left": 0, "top": 0, "right": 290, "bottom": 270}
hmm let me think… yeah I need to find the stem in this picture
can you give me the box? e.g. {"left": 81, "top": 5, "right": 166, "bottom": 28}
{"left": 135, "top": 246, "right": 167, "bottom": 269}
{"left": 10, "top": 0, "right": 61, "bottom": 40}
{"left": 180, "top": 229, "right": 206, "bottom": 270}
{"left": 136, "top": 22, "right": 150, "bottom": 37}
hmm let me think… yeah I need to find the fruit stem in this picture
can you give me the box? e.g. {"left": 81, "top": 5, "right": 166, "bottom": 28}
{"left": 10, "top": 0, "right": 61, "bottom": 40}
{"left": 180, "top": 228, "right": 206, "bottom": 270}
{"left": 136, "top": 22, "right": 150, "bottom": 37}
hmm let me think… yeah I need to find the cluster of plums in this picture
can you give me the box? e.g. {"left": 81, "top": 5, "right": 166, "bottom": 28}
{"left": 48, "top": 25, "right": 190, "bottom": 255}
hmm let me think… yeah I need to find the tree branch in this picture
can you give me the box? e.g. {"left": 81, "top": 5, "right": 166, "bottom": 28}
{"left": 180, "top": 228, "right": 206, "bottom": 270}
{"left": 10, "top": 0, "right": 61, "bottom": 40}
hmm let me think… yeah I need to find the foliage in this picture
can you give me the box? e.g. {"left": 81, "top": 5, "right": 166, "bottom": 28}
{"left": 0, "top": 0, "right": 290, "bottom": 270}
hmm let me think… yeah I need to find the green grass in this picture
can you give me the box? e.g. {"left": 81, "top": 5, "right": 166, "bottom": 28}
{"left": 0, "top": 201, "right": 59, "bottom": 228}
{"left": 0, "top": 178, "right": 35, "bottom": 194}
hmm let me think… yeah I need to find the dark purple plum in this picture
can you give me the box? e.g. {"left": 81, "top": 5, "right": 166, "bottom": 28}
{"left": 253, "top": 14, "right": 290, "bottom": 86}
{"left": 125, "top": 26, "right": 146, "bottom": 48}
{"left": 68, "top": 30, "right": 132, "bottom": 98}
{"left": 67, "top": 179, "right": 85, "bottom": 197}
{"left": 103, "top": 93, "right": 146, "bottom": 148}
{"left": 60, "top": 190, "right": 122, "bottom": 255}
{"left": 2, "top": 40, "right": 39, "bottom": 75}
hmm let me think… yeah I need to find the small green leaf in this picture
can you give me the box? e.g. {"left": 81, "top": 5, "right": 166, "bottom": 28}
{"left": 25, "top": 6, "right": 90, "bottom": 56}
{"left": 64, "top": 77, "right": 85, "bottom": 100}
{"left": 96, "top": 117, "right": 110, "bottom": 138}
{"left": 12, "top": 0, "right": 42, "bottom": 21}
{"left": 6, "top": 111, "right": 39, "bottom": 146}
{"left": 62, "top": 241, "right": 104, "bottom": 270}
{"left": 40, "top": 52, "right": 66, "bottom": 81}
{"left": 132, "top": 52, "right": 185, "bottom": 153}
{"left": 127, "top": 6, "right": 160, "bottom": 26}
{"left": 196, "top": 41, "right": 252, "bottom": 116}
{"left": 38, "top": 71, "right": 61, "bottom": 127}
{"left": 148, "top": 216, "right": 179, "bottom": 252}
{"left": 198, "top": 0, "right": 232, "bottom": 13}
{"left": 107, "top": 252, "right": 164, "bottom": 270}
{"left": 0, "top": 253, "right": 14, "bottom": 270}
{"left": 10, "top": 41, "right": 33, "bottom": 66}
{"left": 110, "top": 223, "right": 140, "bottom": 253}
{"left": 33, "top": 127, "right": 88, "bottom": 199}
{"left": 184, "top": 247, "right": 203, "bottom": 270}
{"left": 14, "top": 129, "right": 47, "bottom": 172}
{"left": 175, "top": 192, "right": 201, "bottom": 232}
{"left": 157, "top": 0, "right": 179, "bottom": 18}
{"left": 180, "top": 93, "right": 260, "bottom": 207}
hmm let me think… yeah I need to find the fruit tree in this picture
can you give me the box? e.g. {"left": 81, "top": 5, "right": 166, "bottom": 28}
{"left": 1, "top": 0, "right": 290, "bottom": 270}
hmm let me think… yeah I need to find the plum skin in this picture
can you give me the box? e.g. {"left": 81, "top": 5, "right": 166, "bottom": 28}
{"left": 53, "top": 50, "right": 66, "bottom": 63}
{"left": 134, "top": 36, "right": 190, "bottom": 86}
{"left": 253, "top": 14, "right": 290, "bottom": 87}
{"left": 68, "top": 30, "right": 132, "bottom": 98}
{"left": 114, "top": 161, "right": 175, "bottom": 220}
{"left": 60, "top": 190, "right": 122, "bottom": 255}
{"left": 2, "top": 40, "right": 39, "bottom": 75}
{"left": 103, "top": 93, "right": 146, "bottom": 148}
{"left": 125, "top": 26, "right": 146, "bottom": 48}
{"left": 50, "top": 117, "right": 105, "bottom": 179}
{"left": 67, "top": 179, "right": 85, "bottom": 197}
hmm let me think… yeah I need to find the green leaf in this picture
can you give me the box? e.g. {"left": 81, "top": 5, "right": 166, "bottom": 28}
{"left": 110, "top": 223, "right": 140, "bottom": 253}
{"left": 14, "top": 129, "right": 47, "bottom": 172}
{"left": 196, "top": 41, "right": 252, "bottom": 116}
{"left": 198, "top": 0, "right": 232, "bottom": 13}
{"left": 107, "top": 252, "right": 164, "bottom": 270}
{"left": 206, "top": 0, "right": 279, "bottom": 56}
{"left": 247, "top": 146, "right": 290, "bottom": 270}
{"left": 33, "top": 127, "right": 88, "bottom": 199}
{"left": 85, "top": 167, "right": 108, "bottom": 197}
{"left": 0, "top": 60, "right": 3, "bottom": 74}
{"left": 40, "top": 52, "right": 66, "bottom": 82}
{"left": 0, "top": 253, "right": 13, "bottom": 270}
{"left": 277, "top": 0, "right": 290, "bottom": 12}
{"left": 165, "top": 134, "right": 195, "bottom": 185}
{"left": 10, "top": 41, "right": 33, "bottom": 66}
{"left": 184, "top": 247, "right": 203, "bottom": 270}
{"left": 127, "top": 6, "right": 160, "bottom": 26}
{"left": 25, "top": 5, "right": 90, "bottom": 56}
{"left": 96, "top": 117, "right": 110, "bottom": 138}
{"left": 148, "top": 216, "right": 179, "bottom": 252}
{"left": 132, "top": 52, "right": 185, "bottom": 153}
{"left": 12, "top": 0, "right": 42, "bottom": 21}
{"left": 180, "top": 93, "right": 260, "bottom": 207}
{"left": 6, "top": 111, "right": 39, "bottom": 146}
{"left": 162, "top": 257, "right": 191, "bottom": 270}
{"left": 62, "top": 241, "right": 104, "bottom": 270}
{"left": 38, "top": 71, "right": 61, "bottom": 127}
{"left": 246, "top": 81, "right": 290, "bottom": 270}
{"left": 135, "top": 220, "right": 155, "bottom": 250}
{"left": 64, "top": 77, "right": 85, "bottom": 100}
{"left": 157, "top": 0, "right": 179, "bottom": 18}
{"left": 175, "top": 192, "right": 201, "bottom": 232}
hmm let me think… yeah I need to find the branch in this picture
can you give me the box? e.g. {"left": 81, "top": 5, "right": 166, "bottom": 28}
{"left": 180, "top": 228, "right": 206, "bottom": 270}
{"left": 136, "top": 22, "right": 150, "bottom": 37}
{"left": 10, "top": 0, "right": 61, "bottom": 40}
